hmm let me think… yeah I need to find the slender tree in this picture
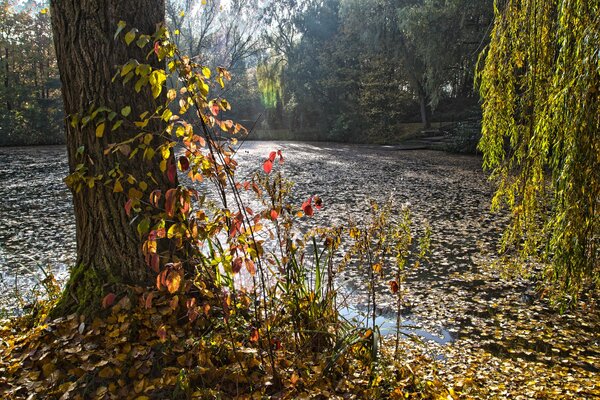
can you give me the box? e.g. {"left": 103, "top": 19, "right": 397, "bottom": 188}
{"left": 49, "top": 0, "right": 176, "bottom": 314}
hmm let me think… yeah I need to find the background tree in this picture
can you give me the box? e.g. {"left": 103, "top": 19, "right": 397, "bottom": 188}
{"left": 49, "top": 0, "right": 176, "bottom": 314}
{"left": 0, "top": 1, "right": 62, "bottom": 146}
{"left": 478, "top": 0, "right": 599, "bottom": 299}
{"left": 260, "top": 0, "right": 493, "bottom": 141}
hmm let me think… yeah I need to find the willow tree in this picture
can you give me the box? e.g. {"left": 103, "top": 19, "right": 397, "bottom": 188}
{"left": 49, "top": 0, "right": 177, "bottom": 314}
{"left": 478, "top": 0, "right": 599, "bottom": 298}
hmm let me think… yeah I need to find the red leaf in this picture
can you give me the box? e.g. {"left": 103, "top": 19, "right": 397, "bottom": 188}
{"left": 277, "top": 150, "right": 284, "bottom": 164}
{"left": 268, "top": 151, "right": 277, "bottom": 162}
{"left": 232, "top": 257, "right": 243, "bottom": 274}
{"left": 263, "top": 159, "right": 273, "bottom": 174}
{"left": 124, "top": 198, "right": 133, "bottom": 217}
{"left": 270, "top": 209, "right": 278, "bottom": 220}
{"left": 167, "top": 160, "right": 177, "bottom": 183}
{"left": 153, "top": 41, "right": 160, "bottom": 56}
{"left": 271, "top": 337, "right": 282, "bottom": 351}
{"left": 389, "top": 280, "right": 399, "bottom": 294}
{"left": 301, "top": 198, "right": 314, "bottom": 217}
{"left": 144, "top": 292, "right": 155, "bottom": 309}
{"left": 102, "top": 293, "right": 116, "bottom": 309}
{"left": 150, "top": 253, "right": 160, "bottom": 273}
{"left": 178, "top": 155, "right": 190, "bottom": 171}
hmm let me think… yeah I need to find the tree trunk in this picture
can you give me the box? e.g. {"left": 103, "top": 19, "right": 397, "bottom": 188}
{"left": 419, "top": 92, "right": 431, "bottom": 129}
{"left": 4, "top": 47, "right": 11, "bottom": 111}
{"left": 50, "top": 0, "right": 174, "bottom": 315}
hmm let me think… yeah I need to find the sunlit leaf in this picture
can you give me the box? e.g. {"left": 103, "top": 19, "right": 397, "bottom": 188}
{"left": 263, "top": 159, "right": 273, "bottom": 174}
{"left": 95, "top": 122, "right": 105, "bottom": 138}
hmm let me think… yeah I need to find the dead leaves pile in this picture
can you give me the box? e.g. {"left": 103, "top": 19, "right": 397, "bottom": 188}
{"left": 0, "top": 288, "right": 452, "bottom": 399}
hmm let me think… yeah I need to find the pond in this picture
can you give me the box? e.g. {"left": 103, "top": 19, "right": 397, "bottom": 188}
{"left": 0, "top": 142, "right": 598, "bottom": 397}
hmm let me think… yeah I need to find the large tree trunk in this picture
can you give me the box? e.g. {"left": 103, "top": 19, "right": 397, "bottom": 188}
{"left": 50, "top": 0, "right": 174, "bottom": 315}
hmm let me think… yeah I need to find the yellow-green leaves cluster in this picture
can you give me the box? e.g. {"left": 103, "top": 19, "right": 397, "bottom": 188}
{"left": 478, "top": 0, "right": 599, "bottom": 299}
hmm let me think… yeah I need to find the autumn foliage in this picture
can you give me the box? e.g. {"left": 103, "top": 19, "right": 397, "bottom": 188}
{"left": 0, "top": 21, "right": 448, "bottom": 399}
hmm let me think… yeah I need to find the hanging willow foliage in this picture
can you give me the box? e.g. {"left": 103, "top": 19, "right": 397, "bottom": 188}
{"left": 478, "top": 0, "right": 599, "bottom": 298}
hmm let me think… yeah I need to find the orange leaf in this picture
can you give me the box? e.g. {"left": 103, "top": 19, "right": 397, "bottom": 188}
{"left": 249, "top": 327, "right": 259, "bottom": 343}
{"left": 245, "top": 259, "right": 256, "bottom": 275}
{"left": 389, "top": 280, "right": 399, "bottom": 294}
{"left": 166, "top": 271, "right": 181, "bottom": 293}
{"left": 165, "top": 188, "right": 177, "bottom": 217}
{"left": 270, "top": 209, "right": 278, "bottom": 220}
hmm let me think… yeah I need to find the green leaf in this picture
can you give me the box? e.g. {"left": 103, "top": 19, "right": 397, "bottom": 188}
{"left": 124, "top": 29, "right": 136, "bottom": 45}
{"left": 112, "top": 120, "right": 123, "bottom": 131}
{"left": 136, "top": 34, "right": 150, "bottom": 49}
{"left": 120, "top": 61, "right": 136, "bottom": 77}
{"left": 137, "top": 217, "right": 150, "bottom": 237}
{"left": 121, "top": 106, "right": 132, "bottom": 117}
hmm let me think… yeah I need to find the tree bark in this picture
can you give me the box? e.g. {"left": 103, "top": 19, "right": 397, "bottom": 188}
{"left": 50, "top": 0, "right": 174, "bottom": 314}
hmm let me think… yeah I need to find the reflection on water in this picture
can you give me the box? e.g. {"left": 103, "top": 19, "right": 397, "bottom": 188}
{"left": 340, "top": 306, "right": 454, "bottom": 345}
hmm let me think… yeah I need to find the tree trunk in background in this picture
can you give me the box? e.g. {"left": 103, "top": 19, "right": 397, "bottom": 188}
{"left": 50, "top": 0, "right": 173, "bottom": 315}
{"left": 4, "top": 47, "right": 11, "bottom": 111}
{"left": 419, "top": 92, "right": 431, "bottom": 129}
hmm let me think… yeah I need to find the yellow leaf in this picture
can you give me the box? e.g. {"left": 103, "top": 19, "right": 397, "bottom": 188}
{"left": 95, "top": 122, "right": 105, "bottom": 138}
{"left": 113, "top": 180, "right": 123, "bottom": 193}
{"left": 40, "top": 8, "right": 48, "bottom": 14}
{"left": 121, "top": 106, "right": 131, "bottom": 117}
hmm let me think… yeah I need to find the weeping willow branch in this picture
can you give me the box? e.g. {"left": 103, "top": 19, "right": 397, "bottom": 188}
{"left": 477, "top": 0, "right": 599, "bottom": 299}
